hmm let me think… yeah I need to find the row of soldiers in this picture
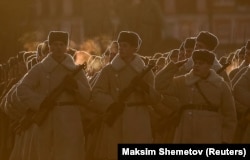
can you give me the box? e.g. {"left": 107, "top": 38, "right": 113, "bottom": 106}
{"left": 0, "top": 30, "right": 249, "bottom": 160}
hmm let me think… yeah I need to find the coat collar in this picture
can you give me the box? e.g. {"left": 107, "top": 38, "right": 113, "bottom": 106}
{"left": 110, "top": 53, "right": 145, "bottom": 72}
{"left": 183, "top": 57, "right": 222, "bottom": 71}
{"left": 185, "top": 69, "right": 224, "bottom": 87}
{"left": 40, "top": 53, "right": 76, "bottom": 73}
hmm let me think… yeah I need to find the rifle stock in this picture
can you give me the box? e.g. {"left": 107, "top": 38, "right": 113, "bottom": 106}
{"left": 85, "top": 63, "right": 155, "bottom": 133}
{"left": 216, "top": 61, "right": 231, "bottom": 74}
{"left": 105, "top": 63, "right": 155, "bottom": 126}
{"left": 14, "top": 63, "right": 87, "bottom": 133}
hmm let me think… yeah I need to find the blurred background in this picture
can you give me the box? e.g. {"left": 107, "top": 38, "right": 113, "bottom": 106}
{"left": 0, "top": 0, "right": 250, "bottom": 62}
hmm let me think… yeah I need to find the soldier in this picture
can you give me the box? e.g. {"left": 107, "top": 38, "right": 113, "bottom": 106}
{"left": 184, "top": 37, "right": 196, "bottom": 59}
{"left": 176, "top": 37, "right": 196, "bottom": 75}
{"left": 232, "top": 41, "right": 250, "bottom": 143}
{"left": 155, "top": 57, "right": 166, "bottom": 74}
{"left": 36, "top": 42, "right": 43, "bottom": 62}
{"left": 87, "top": 56, "right": 104, "bottom": 87}
{"left": 22, "top": 51, "right": 36, "bottom": 71}
{"left": 0, "top": 54, "right": 27, "bottom": 160}
{"left": 155, "top": 50, "right": 237, "bottom": 143}
{"left": 168, "top": 49, "right": 179, "bottom": 63}
{"left": 88, "top": 31, "right": 160, "bottom": 159}
{"left": 180, "top": 31, "right": 231, "bottom": 87}
{"left": 107, "top": 41, "right": 119, "bottom": 63}
{"left": 37, "top": 40, "right": 50, "bottom": 63}
{"left": 236, "top": 46, "right": 246, "bottom": 68}
{"left": 178, "top": 42, "right": 186, "bottom": 61}
{"left": 16, "top": 51, "right": 27, "bottom": 78}
{"left": 233, "top": 66, "right": 250, "bottom": 143}
{"left": 5, "top": 31, "right": 91, "bottom": 160}
{"left": 196, "top": 31, "right": 231, "bottom": 85}
{"left": 230, "top": 42, "right": 250, "bottom": 86}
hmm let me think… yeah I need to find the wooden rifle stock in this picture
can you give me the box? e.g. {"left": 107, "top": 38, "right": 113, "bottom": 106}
{"left": 86, "top": 63, "right": 155, "bottom": 133}
{"left": 14, "top": 63, "right": 87, "bottom": 133}
{"left": 105, "top": 63, "right": 155, "bottom": 126}
{"left": 216, "top": 61, "right": 231, "bottom": 74}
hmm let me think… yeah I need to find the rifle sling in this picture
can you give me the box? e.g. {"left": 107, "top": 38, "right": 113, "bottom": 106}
{"left": 194, "top": 82, "right": 213, "bottom": 106}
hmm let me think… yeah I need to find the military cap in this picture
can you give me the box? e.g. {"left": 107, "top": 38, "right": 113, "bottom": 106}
{"left": 48, "top": 31, "right": 69, "bottom": 46}
{"left": 117, "top": 31, "right": 142, "bottom": 49}
{"left": 184, "top": 37, "right": 196, "bottom": 49}
{"left": 196, "top": 31, "right": 219, "bottom": 51}
{"left": 192, "top": 50, "right": 215, "bottom": 65}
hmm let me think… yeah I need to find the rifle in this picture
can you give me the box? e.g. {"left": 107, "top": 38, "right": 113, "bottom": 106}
{"left": 105, "top": 63, "right": 155, "bottom": 126}
{"left": 233, "top": 108, "right": 250, "bottom": 143}
{"left": 216, "top": 61, "right": 231, "bottom": 74}
{"left": 13, "top": 63, "right": 87, "bottom": 133}
{"left": 86, "top": 62, "right": 155, "bottom": 132}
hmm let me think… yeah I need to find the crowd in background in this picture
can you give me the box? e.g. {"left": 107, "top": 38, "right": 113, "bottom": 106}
{"left": 0, "top": 30, "right": 250, "bottom": 160}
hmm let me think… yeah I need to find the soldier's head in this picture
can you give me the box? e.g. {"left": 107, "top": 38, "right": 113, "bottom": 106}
{"left": 8, "top": 57, "right": 18, "bottom": 78}
{"left": 117, "top": 31, "right": 142, "bottom": 62}
{"left": 17, "top": 51, "right": 25, "bottom": 63}
{"left": 23, "top": 51, "right": 36, "bottom": 64}
{"left": 48, "top": 31, "right": 69, "bottom": 57}
{"left": 169, "top": 49, "right": 179, "bottom": 63}
{"left": 184, "top": 37, "right": 196, "bottom": 58}
{"left": 41, "top": 40, "right": 49, "bottom": 57}
{"left": 178, "top": 42, "right": 185, "bottom": 61}
{"left": 192, "top": 50, "right": 215, "bottom": 78}
{"left": 244, "top": 40, "right": 250, "bottom": 63}
{"left": 236, "top": 46, "right": 246, "bottom": 64}
{"left": 195, "top": 31, "right": 219, "bottom": 51}
{"left": 108, "top": 41, "right": 119, "bottom": 62}
{"left": 36, "top": 42, "right": 44, "bottom": 62}
{"left": 155, "top": 57, "right": 166, "bottom": 73}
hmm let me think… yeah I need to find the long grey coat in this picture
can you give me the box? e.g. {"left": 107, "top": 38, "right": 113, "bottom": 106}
{"left": 233, "top": 67, "right": 250, "bottom": 143}
{"left": 155, "top": 62, "right": 237, "bottom": 143}
{"left": 5, "top": 53, "right": 91, "bottom": 160}
{"left": 89, "top": 54, "right": 160, "bottom": 159}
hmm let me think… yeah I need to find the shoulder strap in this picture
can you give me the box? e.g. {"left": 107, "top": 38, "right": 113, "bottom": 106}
{"left": 194, "top": 82, "right": 212, "bottom": 106}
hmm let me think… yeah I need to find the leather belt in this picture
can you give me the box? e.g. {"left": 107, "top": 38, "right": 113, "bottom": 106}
{"left": 54, "top": 101, "right": 78, "bottom": 106}
{"left": 126, "top": 102, "right": 147, "bottom": 107}
{"left": 182, "top": 104, "right": 218, "bottom": 112}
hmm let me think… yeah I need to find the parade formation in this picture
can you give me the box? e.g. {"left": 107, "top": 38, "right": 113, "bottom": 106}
{"left": 0, "top": 29, "right": 249, "bottom": 160}
{"left": 0, "top": 1, "right": 250, "bottom": 159}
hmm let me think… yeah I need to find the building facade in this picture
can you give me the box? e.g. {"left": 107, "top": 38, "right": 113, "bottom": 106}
{"left": 30, "top": 0, "right": 250, "bottom": 55}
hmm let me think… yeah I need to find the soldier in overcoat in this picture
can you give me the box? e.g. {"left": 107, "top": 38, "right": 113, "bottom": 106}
{"left": 155, "top": 50, "right": 237, "bottom": 143}
{"left": 89, "top": 31, "right": 160, "bottom": 159}
{"left": 5, "top": 31, "right": 91, "bottom": 160}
